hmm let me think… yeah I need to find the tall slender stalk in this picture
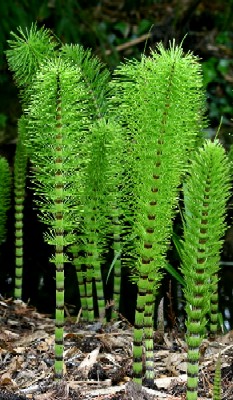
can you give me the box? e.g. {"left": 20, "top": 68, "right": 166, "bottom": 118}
{"left": 0, "top": 156, "right": 11, "bottom": 246}
{"left": 14, "top": 117, "right": 28, "bottom": 299}
{"left": 213, "top": 353, "right": 221, "bottom": 400}
{"left": 181, "top": 140, "right": 231, "bottom": 400}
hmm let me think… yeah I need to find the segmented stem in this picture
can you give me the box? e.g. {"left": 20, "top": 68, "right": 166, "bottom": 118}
{"left": 71, "top": 249, "right": 88, "bottom": 320}
{"left": 0, "top": 156, "right": 11, "bottom": 245}
{"left": 210, "top": 272, "right": 219, "bottom": 337}
{"left": 54, "top": 88, "right": 65, "bottom": 379}
{"left": 213, "top": 353, "right": 221, "bottom": 400}
{"left": 111, "top": 214, "right": 122, "bottom": 319}
{"left": 14, "top": 120, "right": 27, "bottom": 300}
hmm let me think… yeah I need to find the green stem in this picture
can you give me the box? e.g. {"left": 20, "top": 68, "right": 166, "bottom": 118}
{"left": 54, "top": 245, "right": 64, "bottom": 379}
{"left": 72, "top": 250, "right": 88, "bottom": 321}
{"left": 144, "top": 282, "right": 155, "bottom": 385}
{"left": 133, "top": 283, "right": 146, "bottom": 384}
{"left": 14, "top": 122, "right": 27, "bottom": 299}
{"left": 210, "top": 272, "right": 219, "bottom": 337}
{"left": 112, "top": 214, "right": 122, "bottom": 319}
{"left": 0, "top": 157, "right": 11, "bottom": 246}
{"left": 54, "top": 96, "right": 65, "bottom": 379}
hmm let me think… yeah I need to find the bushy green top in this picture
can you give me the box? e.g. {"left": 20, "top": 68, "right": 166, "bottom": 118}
{"left": 6, "top": 23, "right": 57, "bottom": 88}
{"left": 110, "top": 41, "right": 207, "bottom": 279}
{"left": 24, "top": 57, "right": 92, "bottom": 248}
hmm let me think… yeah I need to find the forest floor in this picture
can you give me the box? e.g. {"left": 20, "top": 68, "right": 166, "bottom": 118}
{"left": 0, "top": 298, "right": 232, "bottom": 400}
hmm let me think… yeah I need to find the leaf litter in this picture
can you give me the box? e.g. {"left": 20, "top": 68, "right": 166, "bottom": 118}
{"left": 0, "top": 297, "right": 232, "bottom": 400}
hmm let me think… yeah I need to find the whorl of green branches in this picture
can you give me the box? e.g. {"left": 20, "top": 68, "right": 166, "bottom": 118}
{"left": 0, "top": 156, "right": 11, "bottom": 245}
{"left": 110, "top": 41, "right": 207, "bottom": 385}
{"left": 181, "top": 140, "right": 231, "bottom": 400}
{"left": 6, "top": 23, "right": 57, "bottom": 88}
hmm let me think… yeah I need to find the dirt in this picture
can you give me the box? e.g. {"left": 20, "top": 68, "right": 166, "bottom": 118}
{"left": 0, "top": 297, "right": 232, "bottom": 400}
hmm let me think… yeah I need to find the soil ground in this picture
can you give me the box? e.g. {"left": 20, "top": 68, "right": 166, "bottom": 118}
{"left": 0, "top": 298, "right": 232, "bottom": 399}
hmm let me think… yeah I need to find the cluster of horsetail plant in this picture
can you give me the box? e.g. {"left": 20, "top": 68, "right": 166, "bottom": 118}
{"left": 110, "top": 42, "right": 206, "bottom": 385}
{"left": 181, "top": 140, "right": 231, "bottom": 400}
{"left": 0, "top": 156, "right": 11, "bottom": 246}
{"left": 4, "top": 23, "right": 232, "bottom": 394}
{"left": 5, "top": 23, "right": 125, "bottom": 376}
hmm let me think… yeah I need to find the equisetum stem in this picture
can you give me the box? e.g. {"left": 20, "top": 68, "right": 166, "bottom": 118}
{"left": 54, "top": 88, "right": 65, "bottom": 379}
{"left": 186, "top": 210, "right": 209, "bottom": 400}
{"left": 85, "top": 240, "right": 105, "bottom": 321}
{"left": 14, "top": 137, "right": 27, "bottom": 300}
{"left": 73, "top": 252, "right": 88, "bottom": 321}
{"left": 133, "top": 284, "right": 146, "bottom": 384}
{"left": 0, "top": 156, "right": 11, "bottom": 246}
{"left": 144, "top": 284, "right": 155, "bottom": 384}
{"left": 55, "top": 241, "right": 64, "bottom": 379}
{"left": 210, "top": 272, "right": 219, "bottom": 337}
{"left": 112, "top": 214, "right": 122, "bottom": 319}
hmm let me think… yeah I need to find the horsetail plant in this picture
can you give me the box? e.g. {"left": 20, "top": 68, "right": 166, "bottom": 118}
{"left": 6, "top": 24, "right": 58, "bottom": 300}
{"left": 61, "top": 44, "right": 110, "bottom": 321}
{"left": 14, "top": 117, "right": 28, "bottom": 299}
{"left": 181, "top": 140, "right": 231, "bottom": 400}
{"left": 61, "top": 44, "right": 125, "bottom": 320}
{"left": 6, "top": 23, "right": 125, "bottom": 374}
{"left": 24, "top": 58, "right": 91, "bottom": 378}
{"left": 0, "top": 156, "right": 11, "bottom": 246}
{"left": 110, "top": 41, "right": 207, "bottom": 386}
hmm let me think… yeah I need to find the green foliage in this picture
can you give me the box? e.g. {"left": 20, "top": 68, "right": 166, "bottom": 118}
{"left": 6, "top": 23, "right": 57, "bottom": 88}
{"left": 181, "top": 140, "right": 231, "bottom": 400}
{"left": 24, "top": 57, "right": 92, "bottom": 378}
{"left": 5, "top": 23, "right": 232, "bottom": 394}
{"left": 0, "top": 1, "right": 39, "bottom": 68}
{"left": 60, "top": 44, "right": 110, "bottom": 117}
{"left": 0, "top": 156, "right": 11, "bottom": 245}
{"left": 110, "top": 41, "right": 207, "bottom": 385}
{"left": 60, "top": 44, "right": 125, "bottom": 320}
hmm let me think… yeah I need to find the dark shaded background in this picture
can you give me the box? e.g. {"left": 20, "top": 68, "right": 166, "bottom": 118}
{"left": 0, "top": 0, "right": 233, "bottom": 329}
